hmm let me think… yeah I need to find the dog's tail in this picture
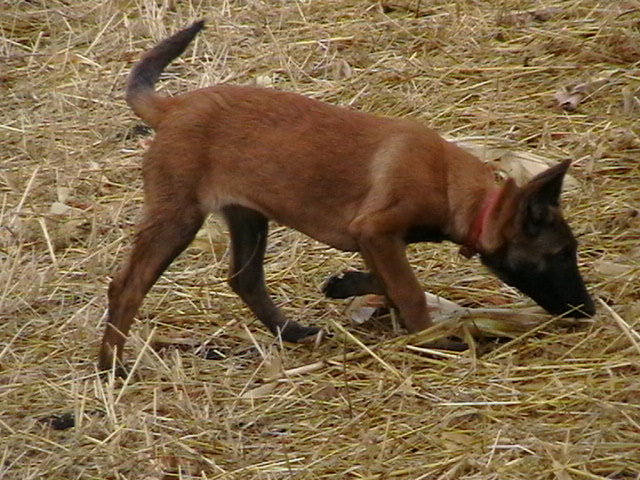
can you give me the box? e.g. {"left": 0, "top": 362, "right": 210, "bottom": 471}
{"left": 126, "top": 20, "right": 205, "bottom": 128}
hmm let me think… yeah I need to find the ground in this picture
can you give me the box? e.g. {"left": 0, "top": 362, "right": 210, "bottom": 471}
{"left": 1, "top": 1, "right": 639, "bottom": 479}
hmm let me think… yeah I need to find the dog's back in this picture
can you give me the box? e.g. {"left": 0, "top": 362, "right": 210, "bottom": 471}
{"left": 126, "top": 22, "right": 464, "bottom": 251}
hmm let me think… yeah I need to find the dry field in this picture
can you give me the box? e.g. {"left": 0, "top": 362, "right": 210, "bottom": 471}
{"left": 1, "top": 0, "right": 640, "bottom": 479}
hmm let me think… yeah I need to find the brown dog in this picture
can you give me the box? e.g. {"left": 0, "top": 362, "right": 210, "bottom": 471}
{"left": 98, "top": 21, "right": 595, "bottom": 371}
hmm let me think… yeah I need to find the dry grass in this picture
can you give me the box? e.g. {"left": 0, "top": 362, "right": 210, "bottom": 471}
{"left": 1, "top": 0, "right": 639, "bottom": 478}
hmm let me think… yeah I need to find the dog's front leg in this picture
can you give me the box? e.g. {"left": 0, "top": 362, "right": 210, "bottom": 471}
{"left": 322, "top": 270, "right": 384, "bottom": 299}
{"left": 353, "top": 232, "right": 432, "bottom": 333}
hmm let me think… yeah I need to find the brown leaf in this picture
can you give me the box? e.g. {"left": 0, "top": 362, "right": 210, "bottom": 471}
{"left": 332, "top": 59, "right": 352, "bottom": 80}
{"left": 498, "top": 8, "right": 563, "bottom": 27}
{"left": 554, "top": 70, "right": 619, "bottom": 111}
{"left": 311, "top": 383, "right": 340, "bottom": 401}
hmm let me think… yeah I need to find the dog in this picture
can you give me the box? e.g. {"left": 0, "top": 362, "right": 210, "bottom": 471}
{"left": 98, "top": 20, "right": 595, "bottom": 371}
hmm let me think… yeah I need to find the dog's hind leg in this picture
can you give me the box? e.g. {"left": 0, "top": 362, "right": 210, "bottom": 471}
{"left": 222, "top": 205, "right": 320, "bottom": 342}
{"left": 98, "top": 205, "right": 204, "bottom": 373}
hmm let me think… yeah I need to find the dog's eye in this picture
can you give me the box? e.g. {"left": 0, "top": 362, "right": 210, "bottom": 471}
{"left": 544, "top": 246, "right": 573, "bottom": 263}
{"left": 557, "top": 246, "right": 575, "bottom": 260}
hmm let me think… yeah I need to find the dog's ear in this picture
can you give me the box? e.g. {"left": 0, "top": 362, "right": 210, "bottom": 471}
{"left": 520, "top": 160, "right": 571, "bottom": 232}
{"left": 478, "top": 178, "right": 519, "bottom": 253}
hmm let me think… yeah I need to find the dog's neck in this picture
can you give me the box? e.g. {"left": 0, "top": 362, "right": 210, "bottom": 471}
{"left": 458, "top": 186, "right": 504, "bottom": 258}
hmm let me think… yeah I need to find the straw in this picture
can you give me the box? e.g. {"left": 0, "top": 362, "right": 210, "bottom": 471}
{"left": 1, "top": 1, "right": 639, "bottom": 478}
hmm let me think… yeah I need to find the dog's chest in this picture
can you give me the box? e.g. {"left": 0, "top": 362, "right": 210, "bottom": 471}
{"left": 404, "top": 225, "right": 446, "bottom": 244}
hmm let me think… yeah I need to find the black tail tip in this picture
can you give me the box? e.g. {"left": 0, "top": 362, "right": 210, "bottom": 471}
{"left": 190, "top": 19, "right": 206, "bottom": 34}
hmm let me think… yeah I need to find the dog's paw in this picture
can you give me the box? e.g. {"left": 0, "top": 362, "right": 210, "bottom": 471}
{"left": 322, "top": 270, "right": 374, "bottom": 299}
{"left": 279, "top": 323, "right": 322, "bottom": 343}
{"left": 421, "top": 337, "right": 469, "bottom": 352}
{"left": 97, "top": 363, "right": 130, "bottom": 380}
{"left": 97, "top": 353, "right": 130, "bottom": 379}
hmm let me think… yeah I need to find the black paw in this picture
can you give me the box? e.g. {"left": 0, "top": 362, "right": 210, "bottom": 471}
{"left": 421, "top": 337, "right": 469, "bottom": 352}
{"left": 322, "top": 270, "right": 374, "bottom": 299}
{"left": 97, "top": 361, "right": 129, "bottom": 379}
{"left": 278, "top": 322, "right": 322, "bottom": 343}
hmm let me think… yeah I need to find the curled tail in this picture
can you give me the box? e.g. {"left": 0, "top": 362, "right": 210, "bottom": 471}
{"left": 126, "top": 20, "right": 205, "bottom": 128}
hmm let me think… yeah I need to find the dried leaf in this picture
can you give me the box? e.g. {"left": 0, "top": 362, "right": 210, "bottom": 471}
{"left": 498, "top": 152, "right": 579, "bottom": 189}
{"left": 345, "top": 288, "right": 555, "bottom": 339}
{"left": 346, "top": 294, "right": 385, "bottom": 324}
{"left": 554, "top": 70, "right": 619, "bottom": 111}
{"left": 263, "top": 351, "right": 282, "bottom": 379}
{"left": 622, "top": 86, "right": 640, "bottom": 115}
{"left": 552, "top": 459, "right": 574, "bottom": 480}
{"left": 453, "top": 138, "right": 579, "bottom": 189}
{"left": 594, "top": 260, "right": 634, "bottom": 277}
{"left": 554, "top": 89, "right": 584, "bottom": 112}
{"left": 191, "top": 222, "right": 228, "bottom": 253}
{"left": 441, "top": 431, "right": 474, "bottom": 450}
{"left": 241, "top": 382, "right": 277, "bottom": 399}
{"left": 311, "top": 383, "right": 340, "bottom": 401}
{"left": 56, "top": 187, "right": 71, "bottom": 203}
{"left": 498, "top": 7, "right": 562, "bottom": 26}
{"left": 424, "top": 292, "right": 463, "bottom": 315}
{"left": 49, "top": 201, "right": 70, "bottom": 215}
{"left": 332, "top": 59, "right": 352, "bottom": 80}
{"left": 149, "top": 334, "right": 198, "bottom": 352}
{"left": 254, "top": 74, "right": 273, "bottom": 88}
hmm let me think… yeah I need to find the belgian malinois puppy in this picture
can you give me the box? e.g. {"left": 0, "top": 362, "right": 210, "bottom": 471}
{"left": 98, "top": 21, "right": 595, "bottom": 371}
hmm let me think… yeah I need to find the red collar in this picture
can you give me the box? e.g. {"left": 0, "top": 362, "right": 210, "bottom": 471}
{"left": 459, "top": 187, "right": 503, "bottom": 258}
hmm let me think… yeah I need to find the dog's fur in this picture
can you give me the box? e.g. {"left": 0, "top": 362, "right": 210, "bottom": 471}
{"left": 98, "top": 21, "right": 595, "bottom": 371}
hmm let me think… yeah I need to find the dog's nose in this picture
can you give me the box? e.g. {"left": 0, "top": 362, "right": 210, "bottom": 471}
{"left": 581, "top": 299, "right": 596, "bottom": 317}
{"left": 570, "top": 299, "right": 596, "bottom": 318}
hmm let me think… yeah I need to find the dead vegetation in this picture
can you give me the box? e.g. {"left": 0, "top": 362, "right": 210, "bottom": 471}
{"left": 1, "top": 0, "right": 639, "bottom": 479}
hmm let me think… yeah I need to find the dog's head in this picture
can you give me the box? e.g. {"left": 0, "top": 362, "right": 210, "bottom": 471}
{"left": 478, "top": 160, "right": 595, "bottom": 317}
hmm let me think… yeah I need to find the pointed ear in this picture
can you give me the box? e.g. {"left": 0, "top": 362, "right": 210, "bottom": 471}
{"left": 522, "top": 160, "right": 570, "bottom": 226}
{"left": 527, "top": 160, "right": 571, "bottom": 206}
{"left": 478, "top": 178, "right": 519, "bottom": 253}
